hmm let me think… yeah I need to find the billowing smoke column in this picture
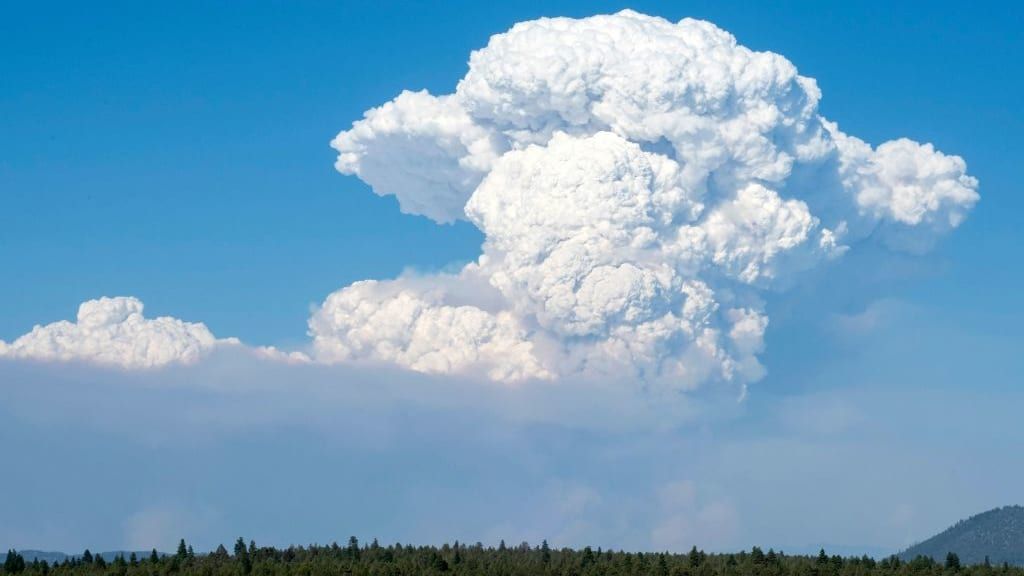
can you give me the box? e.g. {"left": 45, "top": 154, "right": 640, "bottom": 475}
{"left": 314, "top": 10, "right": 978, "bottom": 390}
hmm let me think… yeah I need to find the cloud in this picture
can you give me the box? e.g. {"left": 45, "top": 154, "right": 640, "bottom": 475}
{"left": 0, "top": 296, "right": 236, "bottom": 369}
{"left": 323, "top": 10, "right": 978, "bottom": 387}
{"left": 0, "top": 11, "right": 978, "bottom": 392}
{"left": 331, "top": 91, "right": 501, "bottom": 224}
{"left": 309, "top": 278, "right": 551, "bottom": 382}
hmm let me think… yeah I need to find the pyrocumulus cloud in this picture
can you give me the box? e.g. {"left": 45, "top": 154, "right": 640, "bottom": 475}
{"left": 0, "top": 11, "right": 978, "bottom": 389}
{"left": 316, "top": 10, "right": 978, "bottom": 390}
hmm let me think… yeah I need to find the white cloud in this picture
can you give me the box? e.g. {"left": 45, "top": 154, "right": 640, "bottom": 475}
{"left": 1, "top": 11, "right": 977, "bottom": 391}
{"left": 0, "top": 296, "right": 235, "bottom": 369}
{"left": 331, "top": 90, "right": 502, "bottom": 223}
{"left": 323, "top": 10, "right": 978, "bottom": 387}
{"left": 825, "top": 122, "right": 979, "bottom": 250}
{"left": 309, "top": 278, "right": 551, "bottom": 382}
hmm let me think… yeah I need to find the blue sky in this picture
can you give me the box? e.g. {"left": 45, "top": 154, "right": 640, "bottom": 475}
{"left": 2, "top": 0, "right": 1023, "bottom": 557}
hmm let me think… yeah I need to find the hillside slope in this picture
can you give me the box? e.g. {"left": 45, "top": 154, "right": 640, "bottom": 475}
{"left": 1, "top": 551, "right": 162, "bottom": 564}
{"left": 900, "top": 506, "right": 1024, "bottom": 566}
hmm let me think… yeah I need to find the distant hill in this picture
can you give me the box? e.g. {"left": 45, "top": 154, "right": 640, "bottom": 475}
{"left": 0, "top": 550, "right": 164, "bottom": 564}
{"left": 0, "top": 551, "right": 68, "bottom": 565}
{"left": 899, "top": 506, "right": 1024, "bottom": 566}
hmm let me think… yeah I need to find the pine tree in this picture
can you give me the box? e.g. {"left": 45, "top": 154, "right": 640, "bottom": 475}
{"left": 582, "top": 546, "right": 594, "bottom": 567}
{"left": 656, "top": 553, "right": 669, "bottom": 576}
{"left": 177, "top": 539, "right": 188, "bottom": 560}
{"left": 690, "top": 546, "right": 702, "bottom": 568}
{"left": 235, "top": 538, "right": 251, "bottom": 575}
{"left": 946, "top": 552, "right": 961, "bottom": 571}
{"left": 429, "top": 551, "right": 448, "bottom": 573}
{"left": 347, "top": 537, "right": 360, "bottom": 561}
{"left": 4, "top": 550, "right": 27, "bottom": 574}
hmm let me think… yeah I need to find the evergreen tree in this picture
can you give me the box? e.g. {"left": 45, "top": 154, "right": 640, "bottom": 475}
{"left": 178, "top": 539, "right": 189, "bottom": 560}
{"left": 582, "top": 546, "right": 594, "bottom": 567}
{"left": 80, "top": 551, "right": 92, "bottom": 565}
{"left": 234, "top": 538, "right": 251, "bottom": 575}
{"left": 4, "top": 550, "right": 26, "bottom": 574}
{"left": 4, "top": 539, "right": 1024, "bottom": 576}
{"left": 150, "top": 549, "right": 160, "bottom": 564}
{"left": 691, "top": 546, "right": 703, "bottom": 568}
{"left": 657, "top": 553, "right": 669, "bottom": 576}
{"left": 432, "top": 552, "right": 448, "bottom": 573}
{"left": 346, "top": 537, "right": 360, "bottom": 561}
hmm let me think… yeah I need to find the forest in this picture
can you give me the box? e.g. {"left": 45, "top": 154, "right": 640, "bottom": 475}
{"left": 3, "top": 538, "right": 1017, "bottom": 576}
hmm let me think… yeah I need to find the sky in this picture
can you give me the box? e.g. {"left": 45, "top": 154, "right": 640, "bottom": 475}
{"left": 2, "top": 0, "right": 1023, "bottom": 557}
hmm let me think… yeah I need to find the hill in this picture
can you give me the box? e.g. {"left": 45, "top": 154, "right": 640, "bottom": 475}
{"left": 0, "top": 551, "right": 162, "bottom": 564}
{"left": 899, "top": 505, "right": 1024, "bottom": 566}
{"left": 0, "top": 551, "right": 67, "bottom": 565}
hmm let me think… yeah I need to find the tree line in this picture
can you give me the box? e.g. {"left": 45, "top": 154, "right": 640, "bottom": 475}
{"left": 3, "top": 538, "right": 1015, "bottom": 576}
